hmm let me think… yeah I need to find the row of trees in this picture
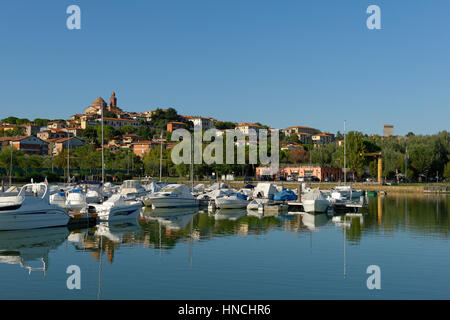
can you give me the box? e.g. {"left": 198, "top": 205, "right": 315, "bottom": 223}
{"left": 293, "top": 131, "right": 450, "bottom": 181}
{"left": 1, "top": 130, "right": 449, "bottom": 182}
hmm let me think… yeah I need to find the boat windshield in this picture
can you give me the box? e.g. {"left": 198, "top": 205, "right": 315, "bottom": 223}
{"left": 123, "top": 180, "right": 141, "bottom": 189}
{"left": 160, "top": 185, "right": 183, "bottom": 194}
{"left": 21, "top": 184, "right": 46, "bottom": 198}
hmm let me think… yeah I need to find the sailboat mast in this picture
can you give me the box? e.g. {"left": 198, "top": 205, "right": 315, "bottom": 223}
{"left": 9, "top": 146, "right": 13, "bottom": 186}
{"left": 343, "top": 120, "right": 347, "bottom": 185}
{"left": 159, "top": 130, "right": 163, "bottom": 182}
{"left": 101, "top": 105, "right": 105, "bottom": 184}
{"left": 67, "top": 132, "right": 70, "bottom": 184}
{"left": 190, "top": 132, "right": 194, "bottom": 191}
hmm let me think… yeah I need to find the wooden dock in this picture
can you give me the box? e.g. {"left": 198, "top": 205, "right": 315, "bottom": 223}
{"left": 259, "top": 204, "right": 288, "bottom": 215}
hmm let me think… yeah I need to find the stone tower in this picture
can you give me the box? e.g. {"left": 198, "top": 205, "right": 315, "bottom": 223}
{"left": 110, "top": 92, "right": 117, "bottom": 109}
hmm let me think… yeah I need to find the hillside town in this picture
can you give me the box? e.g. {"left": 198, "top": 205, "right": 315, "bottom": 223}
{"left": 0, "top": 92, "right": 449, "bottom": 183}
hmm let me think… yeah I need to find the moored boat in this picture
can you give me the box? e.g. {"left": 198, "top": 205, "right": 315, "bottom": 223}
{"left": 0, "top": 183, "right": 70, "bottom": 231}
{"left": 144, "top": 184, "right": 198, "bottom": 208}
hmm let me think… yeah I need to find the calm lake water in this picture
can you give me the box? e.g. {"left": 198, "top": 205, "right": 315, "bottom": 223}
{"left": 0, "top": 194, "right": 449, "bottom": 300}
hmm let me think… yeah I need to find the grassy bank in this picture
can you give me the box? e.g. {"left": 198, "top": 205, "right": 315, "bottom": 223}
{"left": 155, "top": 179, "right": 449, "bottom": 194}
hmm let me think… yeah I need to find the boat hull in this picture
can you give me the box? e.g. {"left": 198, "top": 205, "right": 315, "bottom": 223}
{"left": 146, "top": 197, "right": 198, "bottom": 208}
{"left": 97, "top": 203, "right": 143, "bottom": 222}
{"left": 215, "top": 198, "right": 248, "bottom": 209}
{"left": 0, "top": 209, "right": 70, "bottom": 231}
{"left": 302, "top": 199, "right": 330, "bottom": 213}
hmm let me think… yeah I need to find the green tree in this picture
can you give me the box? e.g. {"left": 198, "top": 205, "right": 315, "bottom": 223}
{"left": 444, "top": 162, "right": 450, "bottom": 180}
{"left": 339, "top": 131, "right": 366, "bottom": 178}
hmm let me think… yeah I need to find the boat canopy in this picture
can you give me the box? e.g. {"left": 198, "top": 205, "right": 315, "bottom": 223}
{"left": 160, "top": 184, "right": 192, "bottom": 197}
{"left": 123, "top": 180, "right": 142, "bottom": 189}
{"left": 303, "top": 188, "right": 327, "bottom": 201}
{"left": 253, "top": 183, "right": 278, "bottom": 199}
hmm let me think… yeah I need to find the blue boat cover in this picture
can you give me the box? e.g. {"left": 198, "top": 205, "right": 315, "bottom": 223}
{"left": 233, "top": 193, "right": 248, "bottom": 200}
{"left": 273, "top": 190, "right": 297, "bottom": 201}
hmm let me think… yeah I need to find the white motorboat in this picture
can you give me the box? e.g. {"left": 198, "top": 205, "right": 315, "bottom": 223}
{"left": 247, "top": 198, "right": 269, "bottom": 210}
{"left": 91, "top": 194, "right": 142, "bottom": 221}
{"left": 302, "top": 189, "right": 331, "bottom": 213}
{"left": 49, "top": 191, "right": 66, "bottom": 207}
{"left": 120, "top": 180, "right": 148, "bottom": 200}
{"left": 215, "top": 194, "right": 248, "bottom": 209}
{"left": 86, "top": 189, "right": 103, "bottom": 203}
{"left": 0, "top": 183, "right": 70, "bottom": 231}
{"left": 65, "top": 189, "right": 87, "bottom": 211}
{"left": 331, "top": 186, "right": 362, "bottom": 200}
{"left": 145, "top": 184, "right": 198, "bottom": 208}
{"left": 77, "top": 182, "right": 104, "bottom": 203}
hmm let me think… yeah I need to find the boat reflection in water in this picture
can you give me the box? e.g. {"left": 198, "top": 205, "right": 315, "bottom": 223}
{"left": 214, "top": 209, "right": 247, "bottom": 221}
{"left": 301, "top": 213, "right": 329, "bottom": 230}
{"left": 0, "top": 227, "right": 69, "bottom": 274}
{"left": 141, "top": 207, "right": 198, "bottom": 231}
{"left": 68, "top": 219, "right": 141, "bottom": 265}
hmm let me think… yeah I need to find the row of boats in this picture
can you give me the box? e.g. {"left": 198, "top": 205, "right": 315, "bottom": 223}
{"left": 0, "top": 179, "right": 363, "bottom": 231}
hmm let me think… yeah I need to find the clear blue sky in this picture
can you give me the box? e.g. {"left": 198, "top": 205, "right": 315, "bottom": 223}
{"left": 1, "top": 0, "right": 449, "bottom": 135}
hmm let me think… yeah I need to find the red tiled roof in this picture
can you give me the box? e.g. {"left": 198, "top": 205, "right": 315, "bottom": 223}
{"left": 103, "top": 117, "right": 137, "bottom": 122}
{"left": 236, "top": 122, "right": 263, "bottom": 128}
{"left": 286, "top": 126, "right": 316, "bottom": 130}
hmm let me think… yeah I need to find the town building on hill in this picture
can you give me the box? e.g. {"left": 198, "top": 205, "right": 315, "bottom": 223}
{"left": 66, "top": 127, "right": 83, "bottom": 137}
{"left": 96, "top": 117, "right": 140, "bottom": 130}
{"left": 183, "top": 116, "right": 215, "bottom": 130}
{"left": 84, "top": 93, "right": 123, "bottom": 116}
{"left": 235, "top": 123, "right": 263, "bottom": 135}
{"left": 296, "top": 132, "right": 312, "bottom": 144}
{"left": 48, "top": 137, "right": 86, "bottom": 156}
{"left": 383, "top": 124, "right": 394, "bottom": 137}
{"left": 37, "top": 129, "right": 73, "bottom": 141}
{"left": 47, "top": 121, "right": 66, "bottom": 130}
{"left": 0, "top": 124, "right": 18, "bottom": 134}
{"left": 132, "top": 140, "right": 168, "bottom": 157}
{"left": 0, "top": 136, "right": 48, "bottom": 155}
{"left": 167, "top": 121, "right": 186, "bottom": 132}
{"left": 23, "top": 123, "right": 41, "bottom": 136}
{"left": 312, "top": 132, "right": 335, "bottom": 146}
{"left": 283, "top": 126, "right": 319, "bottom": 136}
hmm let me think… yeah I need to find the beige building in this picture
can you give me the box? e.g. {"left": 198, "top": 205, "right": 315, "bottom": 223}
{"left": 383, "top": 124, "right": 394, "bottom": 137}
{"left": 235, "top": 123, "right": 263, "bottom": 135}
{"left": 312, "top": 133, "right": 335, "bottom": 145}
{"left": 283, "top": 126, "right": 318, "bottom": 136}
{"left": 96, "top": 117, "right": 140, "bottom": 130}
